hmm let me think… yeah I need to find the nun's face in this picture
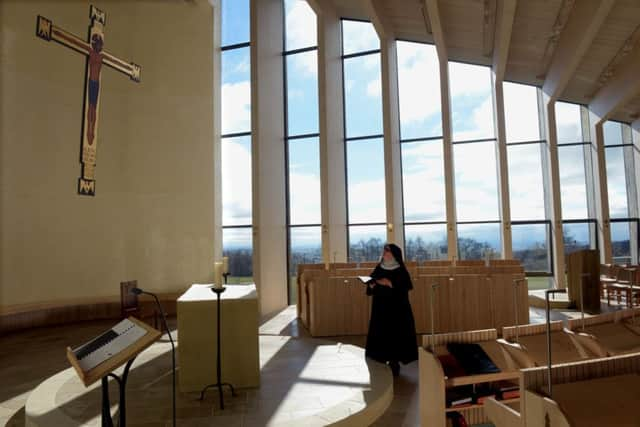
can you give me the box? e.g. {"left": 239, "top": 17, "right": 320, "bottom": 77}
{"left": 382, "top": 247, "right": 394, "bottom": 262}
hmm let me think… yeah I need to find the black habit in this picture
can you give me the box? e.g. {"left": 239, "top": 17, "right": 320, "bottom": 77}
{"left": 365, "top": 244, "right": 419, "bottom": 365}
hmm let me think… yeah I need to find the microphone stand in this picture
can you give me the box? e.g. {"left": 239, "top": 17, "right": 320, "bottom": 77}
{"left": 131, "top": 288, "right": 176, "bottom": 427}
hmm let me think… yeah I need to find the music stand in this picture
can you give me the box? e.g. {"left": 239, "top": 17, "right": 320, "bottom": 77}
{"left": 67, "top": 317, "right": 161, "bottom": 427}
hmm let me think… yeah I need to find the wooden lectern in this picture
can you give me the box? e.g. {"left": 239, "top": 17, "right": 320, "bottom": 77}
{"left": 66, "top": 317, "right": 161, "bottom": 427}
{"left": 566, "top": 249, "right": 601, "bottom": 314}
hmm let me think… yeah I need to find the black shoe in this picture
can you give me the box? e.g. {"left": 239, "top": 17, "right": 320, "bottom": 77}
{"left": 389, "top": 361, "right": 400, "bottom": 377}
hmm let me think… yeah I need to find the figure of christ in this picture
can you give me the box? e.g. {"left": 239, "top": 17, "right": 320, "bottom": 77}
{"left": 86, "top": 33, "right": 104, "bottom": 146}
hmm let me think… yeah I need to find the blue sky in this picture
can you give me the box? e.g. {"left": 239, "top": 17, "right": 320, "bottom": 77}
{"left": 220, "top": 0, "right": 635, "bottom": 256}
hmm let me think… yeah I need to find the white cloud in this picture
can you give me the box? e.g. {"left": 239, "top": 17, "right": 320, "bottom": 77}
{"left": 503, "top": 82, "right": 540, "bottom": 142}
{"left": 366, "top": 77, "right": 381, "bottom": 98}
{"left": 348, "top": 178, "right": 387, "bottom": 223}
{"left": 452, "top": 95, "right": 495, "bottom": 141}
{"left": 222, "top": 139, "right": 252, "bottom": 225}
{"left": 285, "top": 0, "right": 317, "bottom": 50}
{"left": 397, "top": 42, "right": 441, "bottom": 124}
{"left": 221, "top": 81, "right": 251, "bottom": 134}
{"left": 289, "top": 169, "right": 321, "bottom": 224}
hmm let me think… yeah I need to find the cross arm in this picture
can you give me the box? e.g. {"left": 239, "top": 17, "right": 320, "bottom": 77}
{"left": 101, "top": 51, "right": 141, "bottom": 82}
{"left": 36, "top": 15, "right": 90, "bottom": 56}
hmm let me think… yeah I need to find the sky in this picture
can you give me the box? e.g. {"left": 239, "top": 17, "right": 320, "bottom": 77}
{"left": 219, "top": 0, "right": 635, "bottom": 257}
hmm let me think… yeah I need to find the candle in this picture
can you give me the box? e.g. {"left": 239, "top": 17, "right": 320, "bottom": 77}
{"left": 214, "top": 261, "right": 223, "bottom": 289}
{"left": 325, "top": 261, "right": 330, "bottom": 271}
{"left": 222, "top": 256, "right": 229, "bottom": 274}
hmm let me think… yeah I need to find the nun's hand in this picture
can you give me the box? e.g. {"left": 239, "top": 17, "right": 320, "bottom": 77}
{"left": 377, "top": 278, "right": 393, "bottom": 287}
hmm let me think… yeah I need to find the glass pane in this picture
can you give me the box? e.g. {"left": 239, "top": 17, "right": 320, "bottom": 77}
{"left": 289, "top": 226, "right": 322, "bottom": 303}
{"left": 347, "top": 138, "right": 386, "bottom": 223}
{"left": 457, "top": 223, "right": 501, "bottom": 260}
{"left": 563, "top": 222, "right": 594, "bottom": 256}
{"left": 555, "top": 102, "right": 582, "bottom": 144}
{"left": 348, "top": 225, "right": 386, "bottom": 262}
{"left": 342, "top": 20, "right": 379, "bottom": 55}
{"left": 284, "top": 0, "right": 317, "bottom": 51}
{"left": 404, "top": 224, "right": 448, "bottom": 261}
{"left": 223, "top": 227, "right": 253, "bottom": 283}
{"left": 221, "top": 47, "right": 251, "bottom": 135}
{"left": 286, "top": 51, "right": 319, "bottom": 136}
{"left": 558, "top": 145, "right": 589, "bottom": 219}
{"left": 454, "top": 141, "right": 500, "bottom": 221}
{"left": 611, "top": 221, "right": 633, "bottom": 265}
{"left": 397, "top": 41, "right": 442, "bottom": 139}
{"left": 288, "top": 137, "right": 321, "bottom": 225}
{"left": 511, "top": 223, "right": 550, "bottom": 272}
{"left": 401, "top": 140, "right": 446, "bottom": 222}
{"left": 605, "top": 146, "right": 629, "bottom": 218}
{"left": 507, "top": 144, "right": 546, "bottom": 220}
{"left": 503, "top": 82, "right": 540, "bottom": 142}
{"left": 343, "top": 53, "right": 383, "bottom": 138}
{"left": 221, "top": 0, "right": 250, "bottom": 46}
{"left": 603, "top": 121, "right": 623, "bottom": 146}
{"left": 222, "top": 136, "right": 252, "bottom": 226}
{"left": 449, "top": 61, "right": 494, "bottom": 141}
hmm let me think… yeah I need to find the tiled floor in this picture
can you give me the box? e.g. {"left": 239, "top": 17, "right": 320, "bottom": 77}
{"left": 1, "top": 301, "right": 627, "bottom": 427}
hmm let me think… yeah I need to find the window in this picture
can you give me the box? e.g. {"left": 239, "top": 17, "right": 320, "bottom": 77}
{"left": 556, "top": 101, "right": 597, "bottom": 257}
{"left": 284, "top": 0, "right": 320, "bottom": 303}
{"left": 604, "top": 120, "right": 638, "bottom": 264}
{"left": 221, "top": 0, "right": 253, "bottom": 283}
{"left": 397, "top": 41, "right": 447, "bottom": 260}
{"left": 342, "top": 20, "right": 385, "bottom": 261}
{"left": 448, "top": 61, "right": 501, "bottom": 259}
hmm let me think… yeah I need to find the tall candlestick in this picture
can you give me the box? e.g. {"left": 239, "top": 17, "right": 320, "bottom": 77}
{"left": 214, "top": 262, "right": 223, "bottom": 289}
{"left": 222, "top": 256, "right": 229, "bottom": 274}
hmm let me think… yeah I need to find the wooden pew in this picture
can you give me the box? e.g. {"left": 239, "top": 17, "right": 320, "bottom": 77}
{"left": 498, "top": 322, "right": 585, "bottom": 370}
{"left": 486, "top": 352, "right": 640, "bottom": 427}
{"left": 564, "top": 308, "right": 640, "bottom": 357}
{"left": 419, "top": 329, "right": 518, "bottom": 427}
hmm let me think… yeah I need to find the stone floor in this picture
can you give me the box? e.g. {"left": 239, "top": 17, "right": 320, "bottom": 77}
{"left": 1, "top": 301, "right": 627, "bottom": 427}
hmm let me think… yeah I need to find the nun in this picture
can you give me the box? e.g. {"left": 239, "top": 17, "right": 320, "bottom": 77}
{"left": 365, "top": 243, "right": 418, "bottom": 376}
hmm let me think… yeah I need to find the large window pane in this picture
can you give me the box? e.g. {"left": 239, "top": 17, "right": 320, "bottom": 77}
{"left": 555, "top": 102, "right": 582, "bottom": 144}
{"left": 222, "top": 136, "right": 252, "bottom": 226}
{"left": 221, "top": 0, "right": 250, "bottom": 46}
{"left": 611, "top": 221, "right": 633, "bottom": 264}
{"left": 604, "top": 121, "right": 623, "bottom": 146}
{"left": 347, "top": 138, "right": 386, "bottom": 223}
{"left": 221, "top": 47, "right": 251, "bottom": 135}
{"left": 511, "top": 223, "right": 550, "bottom": 272}
{"left": 558, "top": 145, "right": 589, "bottom": 219}
{"left": 223, "top": 227, "right": 253, "bottom": 283}
{"left": 449, "top": 62, "right": 494, "bottom": 141}
{"left": 503, "top": 82, "right": 540, "bottom": 143}
{"left": 457, "top": 223, "right": 501, "bottom": 260}
{"left": 286, "top": 51, "right": 319, "bottom": 136}
{"left": 288, "top": 137, "right": 320, "bottom": 225}
{"left": 563, "top": 222, "right": 595, "bottom": 255}
{"left": 507, "top": 144, "right": 545, "bottom": 220}
{"left": 284, "top": 0, "right": 317, "bottom": 51}
{"left": 454, "top": 141, "right": 500, "bottom": 221}
{"left": 401, "top": 140, "right": 446, "bottom": 222}
{"left": 343, "top": 54, "right": 383, "bottom": 138}
{"left": 342, "top": 20, "right": 379, "bottom": 55}
{"left": 404, "top": 224, "right": 447, "bottom": 261}
{"left": 289, "top": 226, "right": 322, "bottom": 301}
{"left": 349, "top": 225, "right": 386, "bottom": 262}
{"left": 605, "top": 146, "right": 629, "bottom": 218}
{"left": 397, "top": 41, "right": 441, "bottom": 139}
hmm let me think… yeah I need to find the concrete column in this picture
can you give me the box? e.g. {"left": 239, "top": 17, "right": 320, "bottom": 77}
{"left": 212, "top": 0, "right": 223, "bottom": 262}
{"left": 251, "top": 0, "right": 288, "bottom": 318}
{"left": 622, "top": 125, "right": 638, "bottom": 263}
{"left": 541, "top": 95, "right": 566, "bottom": 287}
{"left": 588, "top": 112, "right": 613, "bottom": 263}
{"left": 314, "top": 3, "right": 348, "bottom": 264}
{"left": 440, "top": 62, "right": 458, "bottom": 259}
{"left": 380, "top": 37, "right": 404, "bottom": 248}
{"left": 491, "top": 75, "right": 512, "bottom": 258}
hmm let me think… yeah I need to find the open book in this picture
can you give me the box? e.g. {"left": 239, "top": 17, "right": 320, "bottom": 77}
{"left": 358, "top": 276, "right": 374, "bottom": 284}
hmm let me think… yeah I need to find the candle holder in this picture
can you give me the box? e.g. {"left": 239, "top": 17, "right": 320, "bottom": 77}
{"left": 223, "top": 272, "right": 230, "bottom": 285}
{"left": 200, "top": 286, "right": 236, "bottom": 409}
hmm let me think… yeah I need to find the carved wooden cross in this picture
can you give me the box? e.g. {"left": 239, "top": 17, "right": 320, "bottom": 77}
{"left": 36, "top": 5, "right": 141, "bottom": 196}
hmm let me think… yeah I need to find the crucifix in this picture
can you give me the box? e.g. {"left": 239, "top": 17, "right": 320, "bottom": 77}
{"left": 36, "top": 5, "right": 141, "bottom": 196}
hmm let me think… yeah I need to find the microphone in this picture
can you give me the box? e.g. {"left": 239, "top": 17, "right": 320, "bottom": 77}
{"left": 130, "top": 287, "right": 176, "bottom": 427}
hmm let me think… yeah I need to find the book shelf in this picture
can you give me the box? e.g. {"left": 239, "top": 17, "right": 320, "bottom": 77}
{"left": 419, "top": 329, "right": 520, "bottom": 427}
